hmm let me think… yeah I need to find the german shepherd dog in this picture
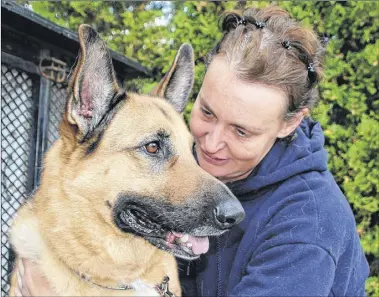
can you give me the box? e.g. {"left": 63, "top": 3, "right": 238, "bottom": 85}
{"left": 9, "top": 25, "right": 244, "bottom": 296}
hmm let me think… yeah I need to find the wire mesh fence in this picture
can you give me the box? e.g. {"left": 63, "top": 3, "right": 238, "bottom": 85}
{"left": 47, "top": 83, "right": 67, "bottom": 148}
{"left": 1, "top": 65, "right": 35, "bottom": 295}
{"left": 0, "top": 63, "right": 68, "bottom": 296}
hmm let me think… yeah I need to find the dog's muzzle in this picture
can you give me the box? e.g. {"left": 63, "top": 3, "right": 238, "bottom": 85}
{"left": 113, "top": 192, "right": 244, "bottom": 260}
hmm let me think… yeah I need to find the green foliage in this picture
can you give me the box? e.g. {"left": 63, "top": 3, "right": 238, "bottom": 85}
{"left": 21, "top": 0, "right": 378, "bottom": 294}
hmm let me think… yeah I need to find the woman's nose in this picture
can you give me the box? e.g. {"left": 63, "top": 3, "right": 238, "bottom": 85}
{"left": 204, "top": 125, "right": 226, "bottom": 153}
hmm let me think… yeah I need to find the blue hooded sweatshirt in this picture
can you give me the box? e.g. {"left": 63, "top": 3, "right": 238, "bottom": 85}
{"left": 179, "top": 118, "right": 369, "bottom": 297}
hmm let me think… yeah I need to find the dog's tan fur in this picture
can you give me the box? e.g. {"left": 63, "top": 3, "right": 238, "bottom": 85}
{"left": 9, "top": 24, "right": 243, "bottom": 296}
{"left": 10, "top": 95, "right": 201, "bottom": 295}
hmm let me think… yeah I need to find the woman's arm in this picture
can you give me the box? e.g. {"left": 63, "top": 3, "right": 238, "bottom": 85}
{"left": 14, "top": 258, "right": 57, "bottom": 296}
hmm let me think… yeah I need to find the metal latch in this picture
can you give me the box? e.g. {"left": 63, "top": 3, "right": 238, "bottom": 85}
{"left": 39, "top": 57, "right": 67, "bottom": 83}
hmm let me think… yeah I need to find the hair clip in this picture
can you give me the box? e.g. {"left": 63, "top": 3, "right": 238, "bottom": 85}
{"left": 307, "top": 62, "right": 317, "bottom": 86}
{"left": 236, "top": 18, "right": 247, "bottom": 26}
{"left": 254, "top": 21, "right": 265, "bottom": 29}
{"left": 282, "top": 40, "right": 291, "bottom": 50}
{"left": 307, "top": 62, "right": 315, "bottom": 72}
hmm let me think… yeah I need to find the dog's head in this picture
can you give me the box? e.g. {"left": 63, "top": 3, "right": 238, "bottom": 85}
{"left": 57, "top": 24, "right": 244, "bottom": 260}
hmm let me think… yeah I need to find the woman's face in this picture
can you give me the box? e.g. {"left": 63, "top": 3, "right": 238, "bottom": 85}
{"left": 190, "top": 56, "right": 300, "bottom": 183}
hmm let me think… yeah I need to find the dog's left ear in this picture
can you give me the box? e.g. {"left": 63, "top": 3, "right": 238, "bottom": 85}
{"left": 66, "top": 24, "right": 123, "bottom": 142}
{"left": 151, "top": 44, "right": 194, "bottom": 113}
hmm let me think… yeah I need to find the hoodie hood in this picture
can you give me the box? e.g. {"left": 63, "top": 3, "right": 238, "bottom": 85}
{"left": 227, "top": 118, "right": 328, "bottom": 198}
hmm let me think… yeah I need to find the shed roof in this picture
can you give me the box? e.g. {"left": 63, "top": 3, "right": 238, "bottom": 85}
{"left": 1, "top": 0, "right": 152, "bottom": 80}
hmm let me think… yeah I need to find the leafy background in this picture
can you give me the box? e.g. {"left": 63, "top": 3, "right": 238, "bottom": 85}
{"left": 17, "top": 1, "right": 379, "bottom": 294}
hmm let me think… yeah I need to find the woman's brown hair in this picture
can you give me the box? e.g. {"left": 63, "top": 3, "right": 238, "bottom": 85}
{"left": 206, "top": 6, "right": 325, "bottom": 121}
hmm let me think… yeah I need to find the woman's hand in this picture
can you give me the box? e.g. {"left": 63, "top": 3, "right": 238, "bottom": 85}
{"left": 14, "top": 258, "right": 57, "bottom": 296}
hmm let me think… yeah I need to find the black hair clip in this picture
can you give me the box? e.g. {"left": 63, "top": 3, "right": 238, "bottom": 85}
{"left": 282, "top": 40, "right": 291, "bottom": 50}
{"left": 307, "top": 62, "right": 317, "bottom": 86}
{"left": 253, "top": 21, "right": 265, "bottom": 29}
{"left": 307, "top": 63, "right": 315, "bottom": 73}
{"left": 236, "top": 17, "right": 247, "bottom": 26}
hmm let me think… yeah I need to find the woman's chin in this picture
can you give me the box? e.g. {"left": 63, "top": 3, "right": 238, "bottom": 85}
{"left": 199, "top": 162, "right": 253, "bottom": 183}
{"left": 198, "top": 160, "right": 230, "bottom": 181}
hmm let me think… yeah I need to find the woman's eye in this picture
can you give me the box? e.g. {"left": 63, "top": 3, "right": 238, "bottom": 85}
{"left": 236, "top": 129, "right": 246, "bottom": 137}
{"left": 201, "top": 107, "right": 212, "bottom": 117}
{"left": 145, "top": 141, "right": 160, "bottom": 154}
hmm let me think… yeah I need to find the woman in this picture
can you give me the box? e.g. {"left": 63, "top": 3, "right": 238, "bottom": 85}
{"left": 15, "top": 6, "right": 369, "bottom": 297}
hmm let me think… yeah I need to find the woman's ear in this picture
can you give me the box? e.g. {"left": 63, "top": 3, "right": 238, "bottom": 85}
{"left": 277, "top": 108, "right": 309, "bottom": 138}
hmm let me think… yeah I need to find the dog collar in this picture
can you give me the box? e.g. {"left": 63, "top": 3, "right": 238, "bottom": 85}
{"left": 76, "top": 271, "right": 176, "bottom": 296}
{"left": 76, "top": 271, "right": 133, "bottom": 290}
{"left": 155, "top": 276, "right": 176, "bottom": 297}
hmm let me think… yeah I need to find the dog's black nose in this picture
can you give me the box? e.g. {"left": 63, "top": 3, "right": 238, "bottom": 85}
{"left": 213, "top": 200, "right": 245, "bottom": 230}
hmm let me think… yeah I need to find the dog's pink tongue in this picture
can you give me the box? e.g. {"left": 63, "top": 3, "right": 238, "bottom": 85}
{"left": 187, "top": 235, "right": 209, "bottom": 255}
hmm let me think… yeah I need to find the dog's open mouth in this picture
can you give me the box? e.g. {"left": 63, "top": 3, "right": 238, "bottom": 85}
{"left": 117, "top": 209, "right": 209, "bottom": 260}
{"left": 148, "top": 232, "right": 209, "bottom": 261}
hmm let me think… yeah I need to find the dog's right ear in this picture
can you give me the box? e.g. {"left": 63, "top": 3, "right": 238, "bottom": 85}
{"left": 65, "top": 24, "right": 123, "bottom": 142}
{"left": 151, "top": 44, "right": 194, "bottom": 113}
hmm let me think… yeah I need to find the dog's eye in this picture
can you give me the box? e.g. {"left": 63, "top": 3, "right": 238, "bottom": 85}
{"left": 145, "top": 141, "right": 160, "bottom": 154}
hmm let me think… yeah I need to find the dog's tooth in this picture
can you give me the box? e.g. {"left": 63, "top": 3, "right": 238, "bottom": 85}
{"left": 179, "top": 234, "right": 189, "bottom": 243}
{"left": 186, "top": 242, "right": 193, "bottom": 248}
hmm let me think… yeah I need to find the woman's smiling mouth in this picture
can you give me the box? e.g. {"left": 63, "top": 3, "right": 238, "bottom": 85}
{"left": 201, "top": 149, "right": 229, "bottom": 166}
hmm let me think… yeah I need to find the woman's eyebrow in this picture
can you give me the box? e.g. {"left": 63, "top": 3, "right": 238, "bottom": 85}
{"left": 232, "top": 123, "right": 263, "bottom": 133}
{"left": 199, "top": 96, "right": 216, "bottom": 115}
